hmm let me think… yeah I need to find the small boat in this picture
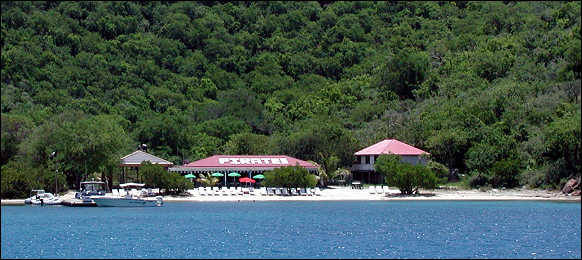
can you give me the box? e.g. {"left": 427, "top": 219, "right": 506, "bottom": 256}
{"left": 91, "top": 183, "right": 163, "bottom": 207}
{"left": 24, "top": 190, "right": 62, "bottom": 205}
{"left": 74, "top": 180, "right": 107, "bottom": 204}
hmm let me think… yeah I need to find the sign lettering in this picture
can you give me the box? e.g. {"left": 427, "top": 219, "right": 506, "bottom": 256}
{"left": 217, "top": 157, "right": 291, "bottom": 165}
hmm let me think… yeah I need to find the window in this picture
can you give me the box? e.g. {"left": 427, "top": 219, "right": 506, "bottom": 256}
{"left": 365, "top": 155, "right": 370, "bottom": 164}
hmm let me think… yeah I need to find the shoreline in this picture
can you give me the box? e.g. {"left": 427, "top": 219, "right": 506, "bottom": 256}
{"left": 3, "top": 186, "right": 579, "bottom": 205}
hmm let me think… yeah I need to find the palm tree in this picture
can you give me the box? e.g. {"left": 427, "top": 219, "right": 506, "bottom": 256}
{"left": 308, "top": 160, "right": 328, "bottom": 187}
{"left": 199, "top": 173, "right": 219, "bottom": 187}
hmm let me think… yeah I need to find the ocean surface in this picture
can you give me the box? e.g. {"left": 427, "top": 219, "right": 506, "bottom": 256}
{"left": 1, "top": 201, "right": 580, "bottom": 259}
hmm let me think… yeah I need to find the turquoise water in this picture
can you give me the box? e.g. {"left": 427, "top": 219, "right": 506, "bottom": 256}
{"left": 2, "top": 201, "right": 580, "bottom": 259}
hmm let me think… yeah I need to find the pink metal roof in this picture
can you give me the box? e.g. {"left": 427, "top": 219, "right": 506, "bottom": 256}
{"left": 354, "top": 139, "right": 429, "bottom": 156}
{"left": 182, "top": 155, "right": 317, "bottom": 169}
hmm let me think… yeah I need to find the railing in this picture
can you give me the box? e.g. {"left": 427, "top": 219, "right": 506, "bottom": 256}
{"left": 351, "top": 164, "right": 374, "bottom": 171}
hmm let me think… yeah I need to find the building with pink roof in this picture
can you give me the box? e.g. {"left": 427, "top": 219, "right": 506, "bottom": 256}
{"left": 351, "top": 139, "right": 430, "bottom": 184}
{"left": 169, "top": 155, "right": 318, "bottom": 186}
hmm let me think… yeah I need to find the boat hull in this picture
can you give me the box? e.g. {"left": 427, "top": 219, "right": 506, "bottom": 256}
{"left": 92, "top": 197, "right": 162, "bottom": 207}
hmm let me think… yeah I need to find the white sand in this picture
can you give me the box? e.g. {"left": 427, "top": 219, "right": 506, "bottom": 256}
{"left": 2, "top": 186, "right": 579, "bottom": 205}
{"left": 160, "top": 186, "right": 581, "bottom": 202}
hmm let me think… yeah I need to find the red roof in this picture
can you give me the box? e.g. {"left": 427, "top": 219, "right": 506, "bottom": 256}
{"left": 354, "top": 139, "right": 429, "bottom": 156}
{"left": 181, "top": 155, "right": 317, "bottom": 169}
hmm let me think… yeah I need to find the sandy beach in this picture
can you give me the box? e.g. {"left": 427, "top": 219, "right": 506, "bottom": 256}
{"left": 2, "top": 186, "right": 579, "bottom": 205}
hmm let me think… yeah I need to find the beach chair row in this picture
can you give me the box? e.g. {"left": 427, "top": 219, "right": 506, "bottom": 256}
{"left": 265, "top": 187, "right": 322, "bottom": 196}
{"left": 186, "top": 187, "right": 322, "bottom": 196}
{"left": 368, "top": 185, "right": 393, "bottom": 195}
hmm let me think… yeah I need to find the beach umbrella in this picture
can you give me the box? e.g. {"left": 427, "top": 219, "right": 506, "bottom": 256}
{"left": 211, "top": 172, "right": 224, "bottom": 177}
{"left": 252, "top": 174, "right": 264, "bottom": 179}
{"left": 211, "top": 172, "right": 225, "bottom": 185}
{"left": 239, "top": 177, "right": 256, "bottom": 187}
{"left": 184, "top": 173, "right": 196, "bottom": 179}
{"left": 228, "top": 172, "right": 241, "bottom": 186}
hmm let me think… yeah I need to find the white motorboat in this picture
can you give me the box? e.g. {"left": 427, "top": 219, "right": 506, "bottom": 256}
{"left": 91, "top": 183, "right": 163, "bottom": 207}
{"left": 24, "top": 190, "right": 62, "bottom": 205}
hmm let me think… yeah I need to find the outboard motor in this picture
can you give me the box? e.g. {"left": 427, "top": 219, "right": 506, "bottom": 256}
{"left": 155, "top": 196, "right": 163, "bottom": 206}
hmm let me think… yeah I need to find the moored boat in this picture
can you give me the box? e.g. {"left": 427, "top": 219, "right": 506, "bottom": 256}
{"left": 91, "top": 183, "right": 163, "bottom": 207}
{"left": 24, "top": 190, "right": 62, "bottom": 205}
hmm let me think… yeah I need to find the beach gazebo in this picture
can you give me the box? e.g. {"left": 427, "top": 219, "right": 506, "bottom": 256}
{"left": 119, "top": 150, "right": 173, "bottom": 184}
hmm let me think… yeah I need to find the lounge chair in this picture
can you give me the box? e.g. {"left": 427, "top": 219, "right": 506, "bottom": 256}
{"left": 306, "top": 188, "right": 313, "bottom": 196}
{"left": 267, "top": 188, "right": 275, "bottom": 196}
{"left": 198, "top": 187, "right": 205, "bottom": 196}
{"left": 112, "top": 189, "right": 119, "bottom": 197}
{"left": 131, "top": 188, "right": 139, "bottom": 197}
{"left": 368, "top": 186, "right": 376, "bottom": 194}
{"left": 260, "top": 187, "right": 267, "bottom": 196}
{"left": 275, "top": 187, "right": 282, "bottom": 196}
{"left": 375, "top": 186, "right": 383, "bottom": 195}
{"left": 222, "top": 187, "right": 229, "bottom": 196}
{"left": 290, "top": 188, "right": 299, "bottom": 196}
{"left": 281, "top": 188, "right": 289, "bottom": 196}
{"left": 228, "top": 187, "right": 235, "bottom": 196}
{"left": 242, "top": 187, "right": 250, "bottom": 195}
{"left": 383, "top": 186, "right": 390, "bottom": 195}
{"left": 249, "top": 187, "right": 256, "bottom": 196}
{"left": 147, "top": 188, "right": 154, "bottom": 197}
{"left": 300, "top": 188, "right": 307, "bottom": 196}
{"left": 237, "top": 187, "right": 244, "bottom": 195}
{"left": 314, "top": 187, "right": 322, "bottom": 196}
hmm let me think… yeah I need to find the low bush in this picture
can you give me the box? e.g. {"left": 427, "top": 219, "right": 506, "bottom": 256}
{"left": 263, "top": 166, "right": 317, "bottom": 188}
{"left": 375, "top": 154, "right": 439, "bottom": 195}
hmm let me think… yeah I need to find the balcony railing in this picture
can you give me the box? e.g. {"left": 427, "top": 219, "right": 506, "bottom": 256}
{"left": 351, "top": 164, "right": 374, "bottom": 172}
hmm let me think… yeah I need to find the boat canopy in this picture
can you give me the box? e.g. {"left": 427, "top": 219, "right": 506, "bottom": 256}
{"left": 119, "top": 183, "right": 145, "bottom": 188}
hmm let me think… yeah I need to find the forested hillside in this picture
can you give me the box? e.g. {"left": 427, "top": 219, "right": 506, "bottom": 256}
{"left": 1, "top": 1, "right": 580, "bottom": 197}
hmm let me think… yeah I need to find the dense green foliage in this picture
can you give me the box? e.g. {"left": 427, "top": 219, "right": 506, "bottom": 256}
{"left": 140, "top": 161, "right": 193, "bottom": 194}
{"left": 1, "top": 1, "right": 580, "bottom": 198}
{"left": 375, "top": 154, "right": 439, "bottom": 195}
{"left": 264, "top": 166, "right": 317, "bottom": 188}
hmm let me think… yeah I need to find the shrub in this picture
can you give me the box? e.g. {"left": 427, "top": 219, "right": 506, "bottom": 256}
{"left": 375, "top": 154, "right": 438, "bottom": 195}
{"left": 490, "top": 158, "right": 521, "bottom": 188}
{"left": 263, "top": 166, "right": 317, "bottom": 188}
{"left": 427, "top": 160, "right": 449, "bottom": 182}
{"left": 140, "top": 161, "right": 192, "bottom": 194}
{"left": 468, "top": 171, "right": 491, "bottom": 188}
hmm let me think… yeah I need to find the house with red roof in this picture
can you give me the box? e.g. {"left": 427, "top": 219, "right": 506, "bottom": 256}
{"left": 351, "top": 139, "right": 430, "bottom": 184}
{"left": 169, "top": 155, "right": 318, "bottom": 186}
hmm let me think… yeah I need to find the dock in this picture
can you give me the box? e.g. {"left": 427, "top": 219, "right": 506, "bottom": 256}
{"left": 61, "top": 199, "right": 97, "bottom": 207}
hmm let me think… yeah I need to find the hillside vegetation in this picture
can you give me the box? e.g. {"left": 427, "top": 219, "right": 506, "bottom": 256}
{"left": 1, "top": 1, "right": 580, "bottom": 197}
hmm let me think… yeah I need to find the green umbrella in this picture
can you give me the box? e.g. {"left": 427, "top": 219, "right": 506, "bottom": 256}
{"left": 184, "top": 173, "right": 196, "bottom": 179}
{"left": 252, "top": 174, "right": 265, "bottom": 179}
{"left": 211, "top": 172, "right": 224, "bottom": 177}
{"left": 227, "top": 172, "right": 241, "bottom": 187}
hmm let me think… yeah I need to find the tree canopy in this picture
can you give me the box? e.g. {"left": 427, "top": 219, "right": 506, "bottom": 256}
{"left": 1, "top": 1, "right": 580, "bottom": 197}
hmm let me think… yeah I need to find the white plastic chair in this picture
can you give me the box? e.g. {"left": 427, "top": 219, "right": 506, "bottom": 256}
{"left": 306, "top": 188, "right": 313, "bottom": 196}
{"left": 383, "top": 186, "right": 390, "bottom": 195}
{"left": 368, "top": 186, "right": 376, "bottom": 194}
{"left": 112, "top": 189, "right": 119, "bottom": 197}
{"left": 314, "top": 187, "right": 322, "bottom": 196}
{"left": 260, "top": 187, "right": 267, "bottom": 196}
{"left": 375, "top": 186, "right": 383, "bottom": 195}
{"left": 198, "top": 187, "right": 206, "bottom": 196}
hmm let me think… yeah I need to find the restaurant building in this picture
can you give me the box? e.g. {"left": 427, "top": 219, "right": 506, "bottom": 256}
{"left": 169, "top": 155, "right": 319, "bottom": 184}
{"left": 351, "top": 139, "right": 430, "bottom": 184}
